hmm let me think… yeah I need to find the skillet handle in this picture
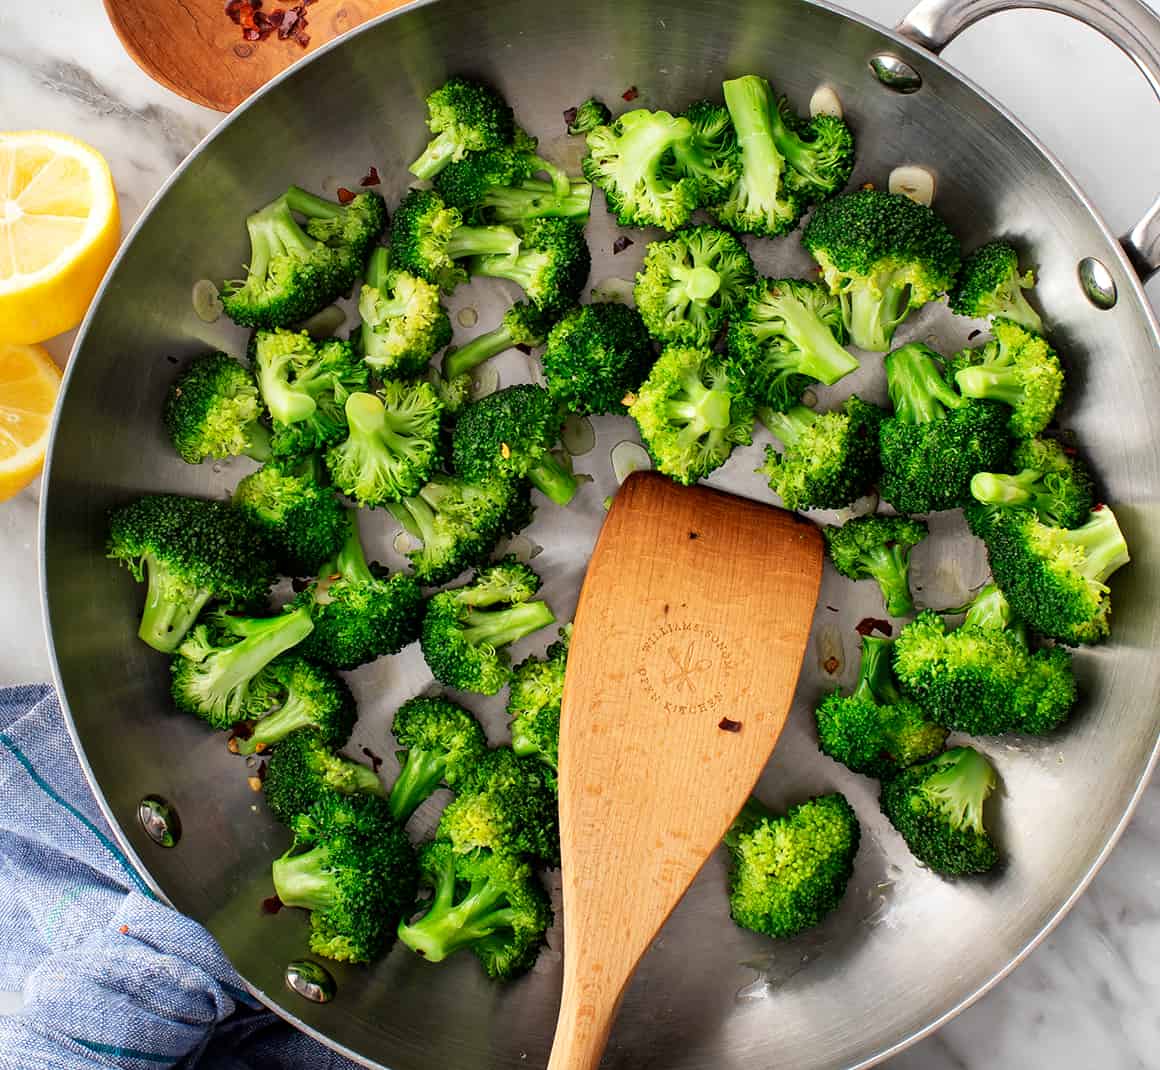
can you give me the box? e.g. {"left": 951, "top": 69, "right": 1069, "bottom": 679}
{"left": 895, "top": 0, "right": 1160, "bottom": 281}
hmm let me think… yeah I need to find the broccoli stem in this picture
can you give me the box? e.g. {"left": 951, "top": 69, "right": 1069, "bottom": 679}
{"left": 481, "top": 182, "right": 591, "bottom": 223}
{"left": 387, "top": 749, "right": 446, "bottom": 823}
{"left": 774, "top": 296, "right": 861, "bottom": 385}
{"left": 139, "top": 559, "right": 213, "bottom": 652}
{"left": 471, "top": 249, "right": 547, "bottom": 293}
{"left": 200, "top": 609, "right": 315, "bottom": 702}
{"left": 242, "top": 422, "right": 273, "bottom": 462}
{"left": 409, "top": 130, "right": 461, "bottom": 181}
{"left": 333, "top": 512, "right": 373, "bottom": 586}
{"left": 365, "top": 244, "right": 390, "bottom": 288}
{"left": 444, "top": 322, "right": 518, "bottom": 381}
{"left": 963, "top": 584, "right": 1012, "bottom": 632}
{"left": 387, "top": 498, "right": 428, "bottom": 542}
{"left": 864, "top": 544, "right": 915, "bottom": 617}
{"left": 258, "top": 347, "right": 318, "bottom": 425}
{"left": 666, "top": 370, "right": 733, "bottom": 441}
{"left": 461, "top": 601, "right": 555, "bottom": 648}
{"left": 761, "top": 404, "right": 817, "bottom": 446}
{"left": 970, "top": 470, "right": 1039, "bottom": 509}
{"left": 722, "top": 76, "right": 786, "bottom": 204}
{"left": 272, "top": 845, "right": 339, "bottom": 912}
{"left": 237, "top": 686, "right": 321, "bottom": 755}
{"left": 397, "top": 867, "right": 514, "bottom": 962}
{"left": 528, "top": 451, "right": 579, "bottom": 506}
{"left": 886, "top": 345, "right": 962, "bottom": 423}
{"left": 922, "top": 748, "right": 994, "bottom": 833}
{"left": 998, "top": 287, "right": 1043, "bottom": 335}
{"left": 283, "top": 186, "right": 346, "bottom": 222}
{"left": 1062, "top": 508, "right": 1131, "bottom": 584}
{"left": 853, "top": 635, "right": 902, "bottom": 705}
{"left": 446, "top": 225, "right": 521, "bottom": 260}
{"left": 845, "top": 276, "right": 912, "bottom": 353}
{"left": 955, "top": 365, "right": 1024, "bottom": 406}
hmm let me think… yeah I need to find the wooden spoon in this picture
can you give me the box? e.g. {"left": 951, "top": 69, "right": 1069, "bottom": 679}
{"left": 102, "top": 0, "right": 402, "bottom": 112}
{"left": 548, "top": 471, "right": 823, "bottom": 1070}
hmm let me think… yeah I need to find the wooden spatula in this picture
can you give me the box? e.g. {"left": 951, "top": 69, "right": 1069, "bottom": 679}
{"left": 548, "top": 471, "right": 823, "bottom": 1070}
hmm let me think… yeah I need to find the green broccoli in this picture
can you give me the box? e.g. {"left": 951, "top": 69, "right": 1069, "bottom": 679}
{"left": 292, "top": 511, "right": 424, "bottom": 670}
{"left": 892, "top": 584, "right": 1077, "bottom": 735}
{"left": 170, "top": 605, "right": 315, "bottom": 729}
{"left": 708, "top": 76, "right": 805, "bottom": 238}
{"left": 508, "top": 629, "right": 569, "bottom": 771}
{"left": 409, "top": 77, "right": 515, "bottom": 179}
{"left": 727, "top": 278, "right": 860, "bottom": 411}
{"left": 452, "top": 384, "right": 577, "bottom": 506}
{"left": 397, "top": 840, "right": 551, "bottom": 978}
{"left": 163, "top": 351, "right": 271, "bottom": 464}
{"left": 387, "top": 696, "right": 488, "bottom": 823}
{"left": 221, "top": 185, "right": 386, "bottom": 329}
{"left": 262, "top": 727, "right": 385, "bottom": 826}
{"left": 950, "top": 240, "right": 1043, "bottom": 334}
{"left": 724, "top": 794, "right": 860, "bottom": 939}
{"left": 879, "top": 746, "right": 999, "bottom": 876}
{"left": 567, "top": 97, "right": 612, "bottom": 136}
{"left": 628, "top": 345, "right": 755, "bottom": 485}
{"left": 236, "top": 654, "right": 355, "bottom": 755}
{"left": 107, "top": 494, "right": 273, "bottom": 653}
{"left": 420, "top": 559, "right": 556, "bottom": 695}
{"left": 468, "top": 217, "right": 591, "bottom": 313}
{"left": 802, "top": 188, "right": 962, "bottom": 351}
{"left": 541, "top": 302, "right": 654, "bottom": 415}
{"left": 387, "top": 473, "right": 534, "bottom": 586}
{"left": 252, "top": 329, "right": 369, "bottom": 460}
{"left": 325, "top": 381, "right": 443, "bottom": 506}
{"left": 967, "top": 437, "right": 1094, "bottom": 534}
{"left": 759, "top": 396, "right": 883, "bottom": 511}
{"left": 978, "top": 504, "right": 1130, "bottom": 644}
{"left": 669, "top": 100, "right": 740, "bottom": 207}
{"left": 878, "top": 342, "right": 1011, "bottom": 513}
{"left": 232, "top": 457, "right": 347, "bottom": 576}
{"left": 815, "top": 635, "right": 947, "bottom": 778}
{"left": 823, "top": 515, "right": 928, "bottom": 617}
{"left": 770, "top": 98, "right": 854, "bottom": 201}
{"left": 271, "top": 793, "right": 417, "bottom": 963}
{"left": 582, "top": 109, "right": 700, "bottom": 229}
{"left": 948, "top": 319, "right": 1064, "bottom": 438}
{"left": 473, "top": 179, "right": 593, "bottom": 225}
{"left": 434, "top": 146, "right": 589, "bottom": 223}
{"left": 443, "top": 301, "right": 553, "bottom": 381}
{"left": 633, "top": 227, "right": 756, "bottom": 347}
{"left": 358, "top": 246, "right": 452, "bottom": 377}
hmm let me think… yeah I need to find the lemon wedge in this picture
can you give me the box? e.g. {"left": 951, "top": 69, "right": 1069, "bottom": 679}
{"left": 0, "top": 341, "right": 61, "bottom": 501}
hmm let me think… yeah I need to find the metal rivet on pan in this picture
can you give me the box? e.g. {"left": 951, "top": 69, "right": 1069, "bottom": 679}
{"left": 869, "top": 55, "right": 923, "bottom": 93}
{"left": 138, "top": 795, "right": 181, "bottom": 847}
{"left": 1078, "top": 257, "right": 1117, "bottom": 309}
{"left": 285, "top": 960, "right": 336, "bottom": 1003}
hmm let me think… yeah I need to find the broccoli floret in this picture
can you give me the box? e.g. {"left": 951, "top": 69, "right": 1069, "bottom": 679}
{"left": 628, "top": 345, "right": 755, "bottom": 485}
{"left": 262, "top": 727, "right": 385, "bottom": 826}
{"left": 878, "top": 343, "right": 1011, "bottom": 513}
{"left": 293, "top": 511, "right": 424, "bottom": 670}
{"left": 770, "top": 99, "right": 854, "bottom": 201}
{"left": 409, "top": 77, "right": 515, "bottom": 180}
{"left": 475, "top": 179, "right": 593, "bottom": 225}
{"left": 443, "top": 301, "right": 554, "bottom": 381}
{"left": 967, "top": 437, "right": 1094, "bottom": 534}
{"left": 508, "top": 631, "right": 568, "bottom": 771}
{"left": 759, "top": 396, "right": 883, "bottom": 510}
{"left": 950, "top": 240, "right": 1043, "bottom": 334}
{"left": 634, "top": 227, "right": 756, "bottom": 347}
{"left": 434, "top": 146, "right": 589, "bottom": 223}
{"left": 271, "top": 793, "right": 417, "bottom": 963}
{"left": 824, "top": 515, "right": 928, "bottom": 617}
{"left": 948, "top": 319, "right": 1064, "bottom": 438}
{"left": 669, "top": 100, "right": 740, "bottom": 207}
{"left": 541, "top": 302, "right": 654, "bottom": 415}
{"left": 468, "top": 217, "right": 591, "bottom": 313}
{"left": 164, "top": 351, "right": 271, "bottom": 464}
{"left": 452, "top": 384, "right": 578, "bottom": 506}
{"left": 582, "top": 109, "right": 700, "bottom": 229}
{"left": 170, "top": 605, "right": 314, "bottom": 729}
{"left": 727, "top": 278, "right": 860, "bottom": 410}
{"left": 252, "top": 329, "right": 369, "bottom": 460}
{"left": 387, "top": 696, "right": 488, "bottom": 823}
{"left": 221, "top": 186, "right": 386, "bottom": 329}
{"left": 892, "top": 584, "right": 1077, "bottom": 735}
{"left": 724, "top": 794, "right": 860, "bottom": 939}
{"left": 232, "top": 457, "right": 347, "bottom": 576}
{"left": 398, "top": 840, "right": 551, "bottom": 978}
{"left": 802, "top": 189, "right": 962, "bottom": 351}
{"left": 815, "top": 635, "right": 947, "bottom": 778}
{"left": 879, "top": 747, "right": 999, "bottom": 876}
{"left": 420, "top": 559, "right": 556, "bottom": 695}
{"left": 568, "top": 97, "right": 612, "bottom": 136}
{"left": 978, "top": 504, "right": 1130, "bottom": 644}
{"left": 325, "top": 381, "right": 443, "bottom": 506}
{"left": 358, "top": 246, "right": 452, "bottom": 377}
{"left": 236, "top": 654, "right": 355, "bottom": 755}
{"left": 107, "top": 495, "right": 274, "bottom": 653}
{"left": 708, "top": 76, "right": 805, "bottom": 239}
{"left": 387, "top": 473, "right": 534, "bottom": 586}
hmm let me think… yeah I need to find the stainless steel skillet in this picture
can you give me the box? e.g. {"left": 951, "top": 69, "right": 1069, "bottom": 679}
{"left": 40, "top": 0, "right": 1160, "bottom": 1066}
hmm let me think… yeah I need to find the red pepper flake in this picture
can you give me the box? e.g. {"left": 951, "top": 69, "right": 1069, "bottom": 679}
{"left": 718, "top": 717, "right": 742, "bottom": 733}
{"left": 823, "top": 655, "right": 841, "bottom": 674}
{"left": 856, "top": 617, "right": 892, "bottom": 637}
{"left": 256, "top": 760, "right": 268, "bottom": 783}
{"left": 360, "top": 166, "right": 381, "bottom": 187}
{"left": 622, "top": 86, "right": 639, "bottom": 102}
{"left": 336, "top": 187, "right": 356, "bottom": 205}
{"left": 229, "top": 721, "right": 255, "bottom": 742}
{"left": 514, "top": 343, "right": 533, "bottom": 355}
{"left": 118, "top": 924, "right": 129, "bottom": 934}
{"left": 612, "top": 236, "right": 633, "bottom": 255}
{"left": 563, "top": 107, "right": 579, "bottom": 128}
{"left": 260, "top": 895, "right": 284, "bottom": 915}
{"left": 1093, "top": 501, "right": 1105, "bottom": 511}
{"left": 362, "top": 747, "right": 383, "bottom": 773}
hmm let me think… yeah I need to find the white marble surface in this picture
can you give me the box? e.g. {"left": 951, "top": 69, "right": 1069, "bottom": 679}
{"left": 1, "top": 1, "right": 1159, "bottom": 1066}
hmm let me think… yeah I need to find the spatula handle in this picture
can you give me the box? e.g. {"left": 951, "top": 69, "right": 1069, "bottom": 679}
{"left": 546, "top": 973, "right": 621, "bottom": 1070}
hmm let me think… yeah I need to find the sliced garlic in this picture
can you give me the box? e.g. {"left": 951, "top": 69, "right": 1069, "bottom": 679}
{"left": 611, "top": 440, "right": 651, "bottom": 484}
{"left": 589, "top": 277, "right": 635, "bottom": 305}
{"left": 191, "top": 279, "right": 222, "bottom": 323}
{"left": 300, "top": 304, "right": 346, "bottom": 338}
{"left": 888, "top": 165, "right": 936, "bottom": 207}
{"left": 471, "top": 364, "right": 499, "bottom": 399}
{"left": 561, "top": 414, "right": 596, "bottom": 456}
{"left": 809, "top": 85, "right": 843, "bottom": 119}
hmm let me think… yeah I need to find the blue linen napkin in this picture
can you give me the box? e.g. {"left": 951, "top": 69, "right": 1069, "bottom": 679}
{"left": 0, "top": 684, "right": 361, "bottom": 1070}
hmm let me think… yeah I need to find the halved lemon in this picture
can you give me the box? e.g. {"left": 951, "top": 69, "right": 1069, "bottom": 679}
{"left": 0, "top": 131, "right": 120, "bottom": 344}
{"left": 0, "top": 342, "right": 62, "bottom": 501}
